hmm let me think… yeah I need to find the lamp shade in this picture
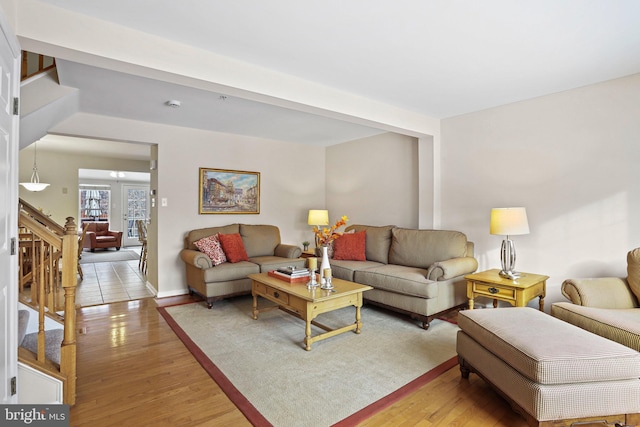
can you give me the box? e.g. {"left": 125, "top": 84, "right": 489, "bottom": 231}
{"left": 307, "top": 209, "right": 329, "bottom": 226}
{"left": 490, "top": 207, "right": 530, "bottom": 236}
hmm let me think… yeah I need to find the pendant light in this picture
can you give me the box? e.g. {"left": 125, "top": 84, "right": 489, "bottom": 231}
{"left": 20, "top": 141, "right": 50, "bottom": 192}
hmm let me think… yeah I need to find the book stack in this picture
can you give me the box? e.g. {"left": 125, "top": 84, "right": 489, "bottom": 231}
{"left": 268, "top": 267, "right": 311, "bottom": 284}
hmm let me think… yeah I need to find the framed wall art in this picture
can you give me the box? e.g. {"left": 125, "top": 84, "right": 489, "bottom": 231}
{"left": 199, "top": 168, "right": 260, "bottom": 214}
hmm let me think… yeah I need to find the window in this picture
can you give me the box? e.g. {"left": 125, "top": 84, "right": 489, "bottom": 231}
{"left": 79, "top": 187, "right": 110, "bottom": 222}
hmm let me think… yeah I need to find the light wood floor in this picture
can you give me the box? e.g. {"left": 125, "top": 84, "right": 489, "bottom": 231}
{"left": 70, "top": 295, "right": 529, "bottom": 427}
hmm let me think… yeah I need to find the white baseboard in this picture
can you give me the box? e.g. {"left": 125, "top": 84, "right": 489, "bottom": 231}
{"left": 155, "top": 288, "right": 189, "bottom": 299}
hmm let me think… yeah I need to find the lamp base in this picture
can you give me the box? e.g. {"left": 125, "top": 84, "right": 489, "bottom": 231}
{"left": 499, "top": 270, "right": 521, "bottom": 280}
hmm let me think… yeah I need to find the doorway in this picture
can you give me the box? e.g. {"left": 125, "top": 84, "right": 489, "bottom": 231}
{"left": 122, "top": 184, "right": 149, "bottom": 247}
{"left": 78, "top": 169, "right": 150, "bottom": 248}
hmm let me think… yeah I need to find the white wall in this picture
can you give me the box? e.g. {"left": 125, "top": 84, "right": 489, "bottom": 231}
{"left": 441, "top": 73, "right": 640, "bottom": 308}
{"left": 326, "top": 133, "right": 419, "bottom": 228}
{"left": 51, "top": 113, "right": 325, "bottom": 297}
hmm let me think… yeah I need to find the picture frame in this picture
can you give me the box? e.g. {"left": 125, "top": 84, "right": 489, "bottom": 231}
{"left": 199, "top": 167, "right": 260, "bottom": 214}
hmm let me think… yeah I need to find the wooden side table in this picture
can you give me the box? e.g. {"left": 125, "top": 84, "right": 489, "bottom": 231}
{"left": 465, "top": 269, "right": 548, "bottom": 311}
{"left": 300, "top": 250, "right": 316, "bottom": 259}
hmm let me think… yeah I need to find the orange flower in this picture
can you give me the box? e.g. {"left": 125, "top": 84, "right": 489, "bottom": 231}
{"left": 313, "top": 215, "right": 349, "bottom": 246}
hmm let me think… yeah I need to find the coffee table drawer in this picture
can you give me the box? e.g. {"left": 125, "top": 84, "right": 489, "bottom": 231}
{"left": 264, "top": 285, "right": 289, "bottom": 305}
{"left": 473, "top": 283, "right": 515, "bottom": 299}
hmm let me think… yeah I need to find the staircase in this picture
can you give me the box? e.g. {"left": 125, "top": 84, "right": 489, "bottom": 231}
{"left": 17, "top": 198, "right": 78, "bottom": 405}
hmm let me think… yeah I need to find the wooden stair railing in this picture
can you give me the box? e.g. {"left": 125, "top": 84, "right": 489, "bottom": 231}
{"left": 18, "top": 199, "right": 78, "bottom": 405}
{"left": 21, "top": 51, "right": 56, "bottom": 81}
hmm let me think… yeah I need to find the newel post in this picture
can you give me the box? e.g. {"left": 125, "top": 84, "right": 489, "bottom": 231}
{"left": 60, "top": 216, "right": 78, "bottom": 405}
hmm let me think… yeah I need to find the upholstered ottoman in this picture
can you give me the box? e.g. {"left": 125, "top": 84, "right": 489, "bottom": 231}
{"left": 457, "top": 307, "right": 640, "bottom": 427}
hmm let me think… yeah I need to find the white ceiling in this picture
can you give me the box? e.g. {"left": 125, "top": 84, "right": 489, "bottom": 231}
{"left": 30, "top": 0, "right": 640, "bottom": 149}
{"left": 54, "top": 60, "right": 387, "bottom": 147}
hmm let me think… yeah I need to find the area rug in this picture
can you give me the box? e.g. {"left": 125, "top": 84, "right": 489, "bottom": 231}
{"left": 79, "top": 249, "right": 139, "bottom": 264}
{"left": 158, "top": 296, "right": 459, "bottom": 427}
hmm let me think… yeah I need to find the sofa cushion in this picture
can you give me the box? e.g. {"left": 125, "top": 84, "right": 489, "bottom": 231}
{"left": 551, "top": 302, "right": 640, "bottom": 352}
{"left": 388, "top": 228, "right": 468, "bottom": 269}
{"left": 627, "top": 247, "right": 640, "bottom": 302}
{"left": 354, "top": 264, "right": 438, "bottom": 299}
{"left": 194, "top": 234, "right": 227, "bottom": 266}
{"left": 186, "top": 224, "right": 240, "bottom": 250}
{"left": 333, "top": 230, "right": 366, "bottom": 261}
{"left": 203, "top": 261, "right": 259, "bottom": 282}
{"left": 346, "top": 225, "right": 394, "bottom": 264}
{"left": 240, "top": 224, "right": 281, "bottom": 258}
{"left": 329, "top": 259, "right": 385, "bottom": 282}
{"left": 219, "top": 233, "right": 249, "bottom": 263}
{"left": 84, "top": 222, "right": 109, "bottom": 236}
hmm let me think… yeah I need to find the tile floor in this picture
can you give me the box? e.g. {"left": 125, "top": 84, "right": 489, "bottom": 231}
{"left": 77, "top": 248, "right": 155, "bottom": 307}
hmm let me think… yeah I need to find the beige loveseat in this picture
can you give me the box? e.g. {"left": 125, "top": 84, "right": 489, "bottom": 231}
{"left": 180, "top": 224, "right": 305, "bottom": 308}
{"left": 329, "top": 224, "right": 478, "bottom": 329}
{"left": 551, "top": 248, "right": 640, "bottom": 352}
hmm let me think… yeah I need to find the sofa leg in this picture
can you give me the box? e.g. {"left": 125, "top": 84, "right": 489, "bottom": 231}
{"left": 116, "top": 247, "right": 121, "bottom": 251}
{"left": 421, "top": 320, "right": 430, "bottom": 330}
{"left": 459, "top": 356, "right": 471, "bottom": 379}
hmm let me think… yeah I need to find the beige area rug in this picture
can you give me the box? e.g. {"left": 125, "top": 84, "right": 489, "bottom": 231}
{"left": 79, "top": 249, "right": 139, "bottom": 264}
{"left": 159, "top": 296, "right": 459, "bottom": 427}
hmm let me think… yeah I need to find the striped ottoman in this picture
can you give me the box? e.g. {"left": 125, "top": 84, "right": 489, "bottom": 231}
{"left": 457, "top": 307, "right": 640, "bottom": 427}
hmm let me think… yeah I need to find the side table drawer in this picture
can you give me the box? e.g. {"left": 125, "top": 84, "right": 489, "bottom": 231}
{"left": 473, "top": 282, "right": 515, "bottom": 300}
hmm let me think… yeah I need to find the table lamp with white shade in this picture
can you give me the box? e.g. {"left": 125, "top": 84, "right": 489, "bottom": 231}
{"left": 490, "top": 207, "right": 530, "bottom": 279}
{"left": 307, "top": 209, "right": 329, "bottom": 247}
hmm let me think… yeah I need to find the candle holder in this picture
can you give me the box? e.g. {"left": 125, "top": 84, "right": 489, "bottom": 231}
{"left": 306, "top": 257, "right": 318, "bottom": 289}
{"left": 307, "top": 268, "right": 318, "bottom": 289}
{"left": 321, "top": 268, "right": 334, "bottom": 290}
{"left": 320, "top": 276, "right": 334, "bottom": 290}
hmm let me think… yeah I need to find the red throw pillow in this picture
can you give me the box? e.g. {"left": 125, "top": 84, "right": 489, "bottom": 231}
{"left": 218, "top": 233, "right": 249, "bottom": 263}
{"left": 194, "top": 234, "right": 227, "bottom": 266}
{"left": 332, "top": 230, "right": 366, "bottom": 261}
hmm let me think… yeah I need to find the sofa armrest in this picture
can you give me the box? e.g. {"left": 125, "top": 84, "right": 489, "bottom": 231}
{"left": 106, "top": 230, "right": 123, "bottom": 244}
{"left": 85, "top": 231, "right": 97, "bottom": 246}
{"left": 426, "top": 256, "right": 478, "bottom": 281}
{"left": 274, "top": 244, "right": 302, "bottom": 259}
{"left": 561, "top": 278, "right": 638, "bottom": 308}
{"left": 180, "top": 249, "right": 213, "bottom": 269}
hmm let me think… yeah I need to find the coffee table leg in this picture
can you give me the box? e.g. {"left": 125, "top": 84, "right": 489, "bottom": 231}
{"left": 304, "top": 319, "right": 312, "bottom": 351}
{"left": 252, "top": 293, "right": 258, "bottom": 320}
{"left": 355, "top": 305, "right": 362, "bottom": 334}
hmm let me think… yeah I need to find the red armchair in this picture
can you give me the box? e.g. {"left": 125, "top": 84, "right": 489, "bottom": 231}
{"left": 81, "top": 222, "right": 123, "bottom": 252}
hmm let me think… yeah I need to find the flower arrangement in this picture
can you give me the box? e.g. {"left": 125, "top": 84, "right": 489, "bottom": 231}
{"left": 313, "top": 215, "right": 349, "bottom": 246}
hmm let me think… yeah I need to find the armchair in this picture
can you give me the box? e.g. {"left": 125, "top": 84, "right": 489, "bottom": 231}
{"left": 551, "top": 247, "right": 640, "bottom": 351}
{"left": 81, "top": 222, "right": 123, "bottom": 252}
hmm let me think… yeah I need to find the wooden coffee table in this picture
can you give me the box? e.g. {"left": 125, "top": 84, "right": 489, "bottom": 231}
{"left": 248, "top": 272, "right": 372, "bottom": 350}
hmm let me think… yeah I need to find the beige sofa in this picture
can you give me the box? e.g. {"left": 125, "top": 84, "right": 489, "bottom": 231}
{"left": 329, "top": 224, "right": 478, "bottom": 329}
{"left": 180, "top": 224, "right": 305, "bottom": 308}
{"left": 551, "top": 248, "right": 640, "bottom": 351}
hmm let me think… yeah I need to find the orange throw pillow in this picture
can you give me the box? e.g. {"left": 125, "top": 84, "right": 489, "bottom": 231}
{"left": 218, "top": 233, "right": 249, "bottom": 263}
{"left": 332, "top": 230, "right": 366, "bottom": 261}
